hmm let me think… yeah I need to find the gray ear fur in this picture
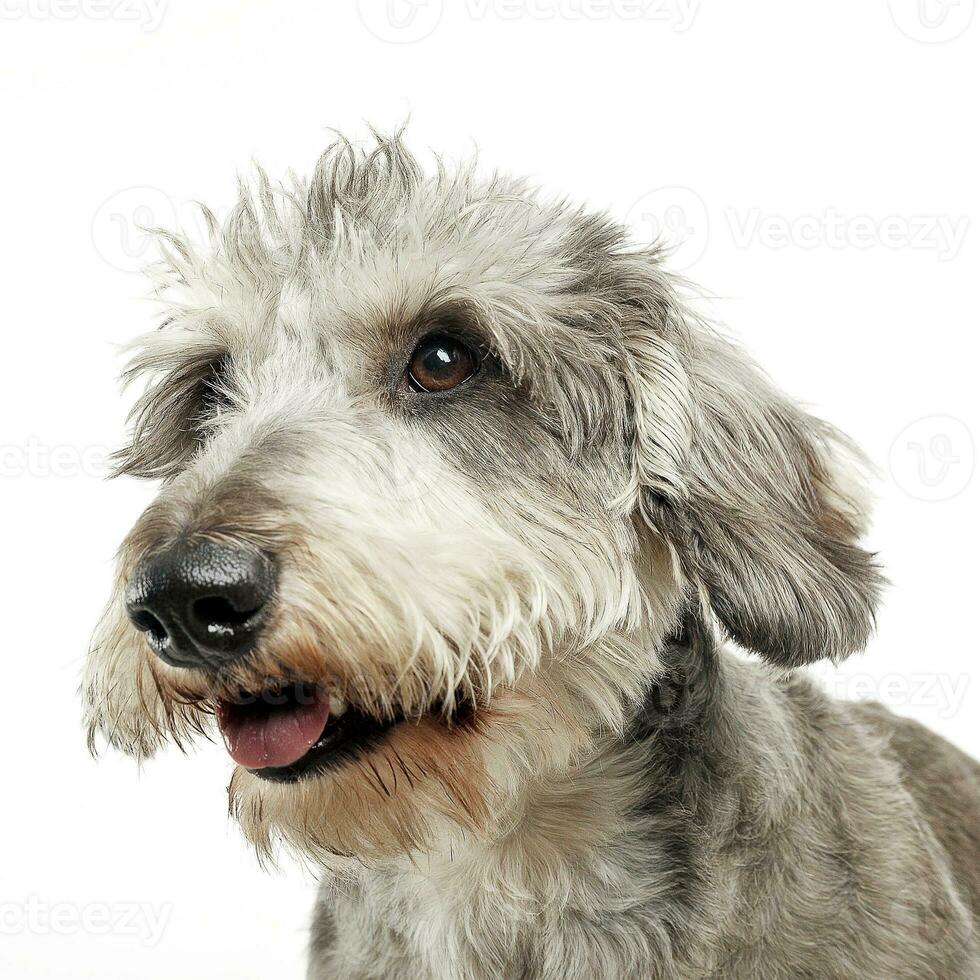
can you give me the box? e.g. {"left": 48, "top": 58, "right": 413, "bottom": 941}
{"left": 622, "top": 268, "right": 884, "bottom": 667}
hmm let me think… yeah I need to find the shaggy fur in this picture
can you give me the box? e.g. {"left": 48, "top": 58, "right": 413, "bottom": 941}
{"left": 84, "top": 129, "right": 980, "bottom": 978}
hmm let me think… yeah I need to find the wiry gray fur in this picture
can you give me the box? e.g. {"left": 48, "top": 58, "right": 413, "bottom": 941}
{"left": 84, "top": 129, "right": 980, "bottom": 979}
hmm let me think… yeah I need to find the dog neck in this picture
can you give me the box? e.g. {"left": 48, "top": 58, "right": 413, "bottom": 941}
{"left": 311, "top": 622, "right": 805, "bottom": 979}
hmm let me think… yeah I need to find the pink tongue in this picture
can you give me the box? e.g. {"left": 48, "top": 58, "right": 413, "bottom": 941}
{"left": 217, "top": 690, "right": 331, "bottom": 770}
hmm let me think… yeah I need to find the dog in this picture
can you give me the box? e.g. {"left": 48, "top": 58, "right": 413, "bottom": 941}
{"left": 83, "top": 129, "right": 980, "bottom": 979}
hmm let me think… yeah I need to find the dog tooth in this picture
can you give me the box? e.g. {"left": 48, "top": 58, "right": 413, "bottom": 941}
{"left": 328, "top": 692, "right": 347, "bottom": 717}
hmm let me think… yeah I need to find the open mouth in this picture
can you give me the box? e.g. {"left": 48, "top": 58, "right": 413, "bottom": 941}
{"left": 215, "top": 683, "right": 399, "bottom": 783}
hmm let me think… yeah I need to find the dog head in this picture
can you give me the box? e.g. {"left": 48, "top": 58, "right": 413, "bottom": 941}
{"left": 84, "top": 131, "right": 882, "bottom": 861}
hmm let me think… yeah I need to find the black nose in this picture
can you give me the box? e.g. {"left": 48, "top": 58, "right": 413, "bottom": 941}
{"left": 125, "top": 540, "right": 277, "bottom": 670}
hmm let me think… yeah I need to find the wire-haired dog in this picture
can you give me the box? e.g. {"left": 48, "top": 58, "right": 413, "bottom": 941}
{"left": 84, "top": 130, "right": 980, "bottom": 979}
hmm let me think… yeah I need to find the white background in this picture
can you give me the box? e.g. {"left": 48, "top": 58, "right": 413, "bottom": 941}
{"left": 1, "top": 2, "right": 977, "bottom": 977}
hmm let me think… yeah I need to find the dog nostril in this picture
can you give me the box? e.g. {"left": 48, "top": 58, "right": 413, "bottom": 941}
{"left": 130, "top": 609, "right": 169, "bottom": 646}
{"left": 126, "top": 542, "right": 277, "bottom": 668}
{"left": 192, "top": 596, "right": 263, "bottom": 636}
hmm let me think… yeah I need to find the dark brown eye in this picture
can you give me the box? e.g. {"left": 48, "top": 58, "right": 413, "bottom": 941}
{"left": 407, "top": 334, "right": 479, "bottom": 393}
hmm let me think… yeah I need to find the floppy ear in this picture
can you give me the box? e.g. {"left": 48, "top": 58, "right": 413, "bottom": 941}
{"left": 621, "top": 266, "right": 883, "bottom": 667}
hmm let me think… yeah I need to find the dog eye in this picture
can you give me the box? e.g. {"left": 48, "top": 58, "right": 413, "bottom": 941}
{"left": 406, "top": 335, "right": 479, "bottom": 393}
